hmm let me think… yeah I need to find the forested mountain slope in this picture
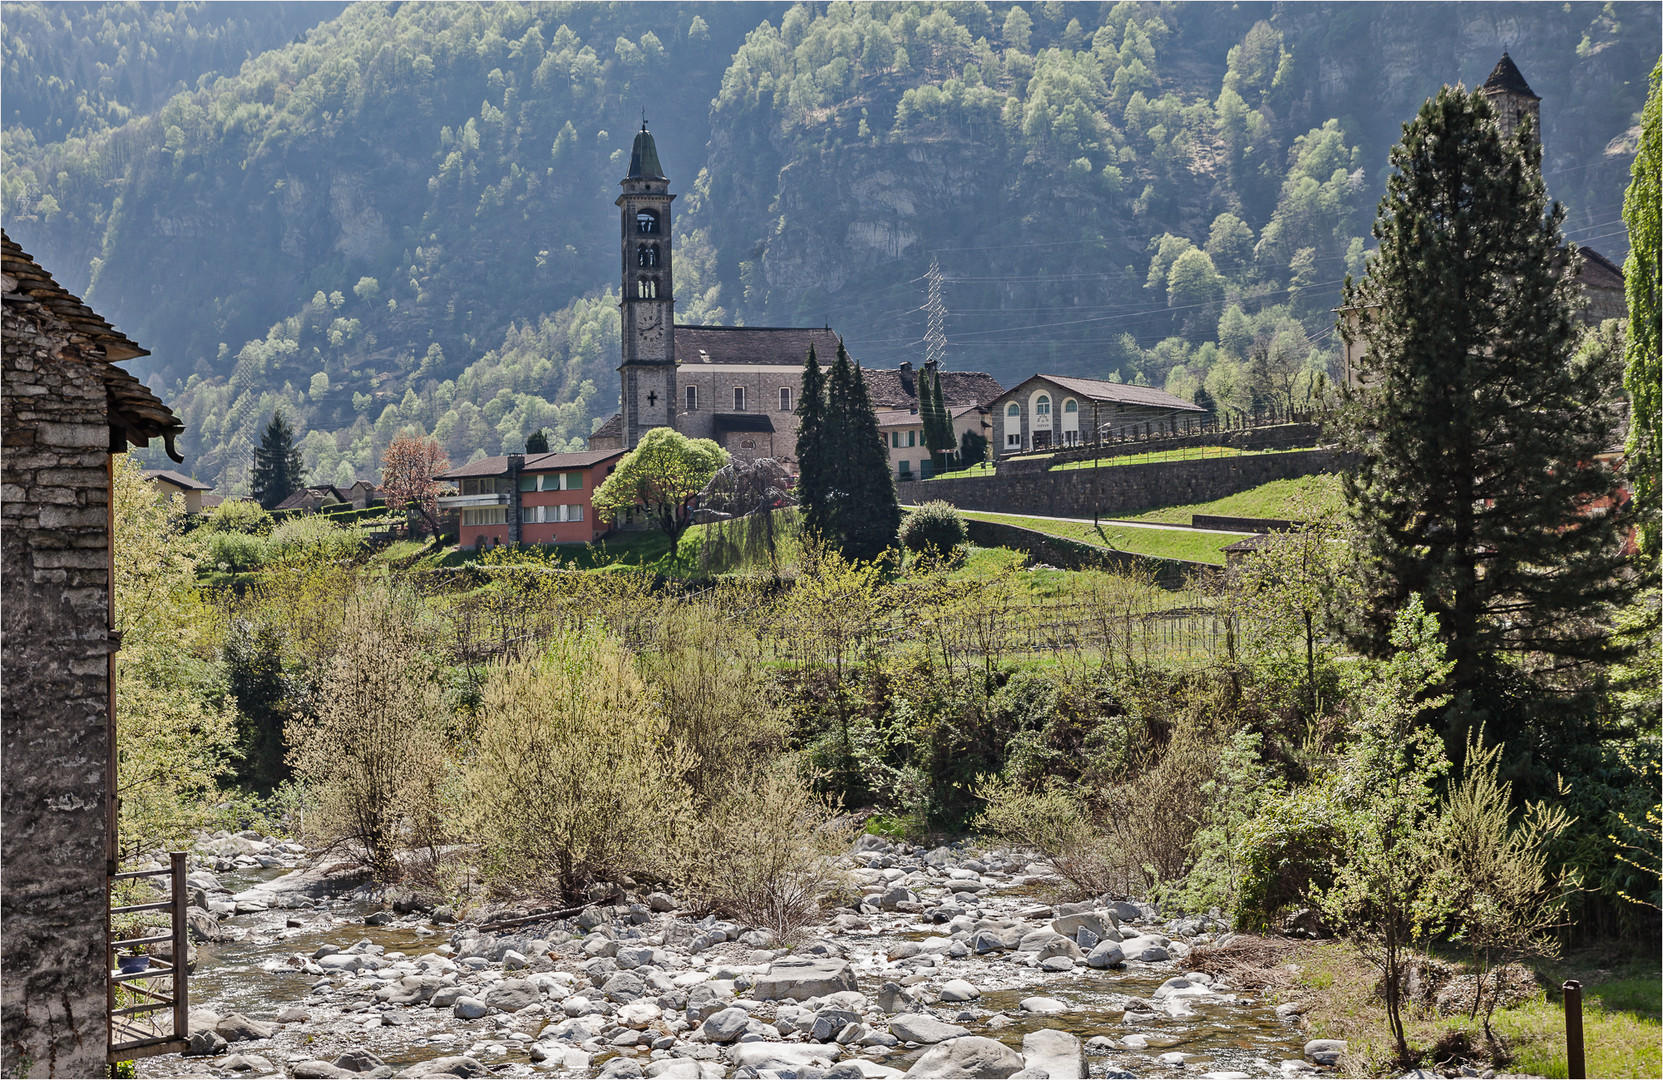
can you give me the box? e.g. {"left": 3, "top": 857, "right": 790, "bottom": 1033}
{"left": 3, "top": 2, "right": 1654, "bottom": 494}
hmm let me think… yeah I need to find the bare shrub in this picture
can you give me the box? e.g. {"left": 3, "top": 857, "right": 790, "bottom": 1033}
{"left": 286, "top": 580, "right": 450, "bottom": 880}
{"left": 974, "top": 777, "right": 1130, "bottom": 897}
{"left": 462, "top": 629, "right": 692, "bottom": 901}
{"left": 675, "top": 761, "right": 851, "bottom": 943}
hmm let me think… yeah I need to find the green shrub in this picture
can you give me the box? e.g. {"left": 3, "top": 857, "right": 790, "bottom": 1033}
{"left": 201, "top": 499, "right": 273, "bottom": 535}
{"left": 974, "top": 775, "right": 1125, "bottom": 897}
{"left": 203, "top": 529, "right": 268, "bottom": 573}
{"left": 267, "top": 514, "right": 367, "bottom": 562}
{"left": 899, "top": 500, "right": 967, "bottom": 556}
{"left": 1234, "top": 779, "right": 1345, "bottom": 928}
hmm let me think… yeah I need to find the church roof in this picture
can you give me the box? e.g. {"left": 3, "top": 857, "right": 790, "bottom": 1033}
{"left": 864, "top": 367, "right": 1005, "bottom": 410}
{"left": 2, "top": 229, "right": 184, "bottom": 461}
{"left": 591, "top": 413, "right": 623, "bottom": 441}
{"left": 1481, "top": 52, "right": 1538, "bottom": 100}
{"left": 627, "top": 125, "right": 665, "bottom": 180}
{"left": 674, "top": 324, "right": 843, "bottom": 366}
{"left": 436, "top": 449, "right": 625, "bottom": 480}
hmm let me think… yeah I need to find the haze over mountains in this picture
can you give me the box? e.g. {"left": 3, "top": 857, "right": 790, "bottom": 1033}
{"left": 3, "top": 1, "right": 1655, "bottom": 494}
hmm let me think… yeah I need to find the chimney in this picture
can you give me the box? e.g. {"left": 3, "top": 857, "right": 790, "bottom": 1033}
{"left": 898, "top": 361, "right": 914, "bottom": 397}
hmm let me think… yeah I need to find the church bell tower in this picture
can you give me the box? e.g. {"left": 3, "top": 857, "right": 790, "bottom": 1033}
{"left": 617, "top": 122, "right": 676, "bottom": 447}
{"left": 1480, "top": 52, "right": 1541, "bottom": 151}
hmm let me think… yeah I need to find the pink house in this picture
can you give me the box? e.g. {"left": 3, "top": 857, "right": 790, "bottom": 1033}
{"left": 436, "top": 449, "right": 624, "bottom": 548}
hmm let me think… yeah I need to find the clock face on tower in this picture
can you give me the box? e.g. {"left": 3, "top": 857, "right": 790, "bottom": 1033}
{"left": 635, "top": 306, "right": 665, "bottom": 349}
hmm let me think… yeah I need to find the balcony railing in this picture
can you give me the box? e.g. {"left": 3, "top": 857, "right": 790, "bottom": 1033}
{"left": 437, "top": 492, "right": 509, "bottom": 509}
{"left": 108, "top": 852, "right": 189, "bottom": 1063}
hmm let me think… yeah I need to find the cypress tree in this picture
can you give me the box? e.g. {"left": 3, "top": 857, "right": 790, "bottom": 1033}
{"left": 251, "top": 409, "right": 304, "bottom": 510}
{"left": 929, "top": 369, "right": 955, "bottom": 467}
{"left": 1339, "top": 86, "right": 1630, "bottom": 749}
{"left": 915, "top": 362, "right": 935, "bottom": 447}
{"left": 821, "top": 343, "right": 899, "bottom": 561}
{"left": 795, "top": 343, "right": 830, "bottom": 539}
{"left": 1623, "top": 61, "right": 1660, "bottom": 563}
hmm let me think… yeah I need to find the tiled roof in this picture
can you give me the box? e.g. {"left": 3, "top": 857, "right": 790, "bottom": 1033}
{"left": 435, "top": 448, "right": 625, "bottom": 480}
{"left": 864, "top": 368, "right": 1005, "bottom": 410}
{"left": 275, "top": 485, "right": 346, "bottom": 511}
{"left": 1012, "top": 374, "right": 1207, "bottom": 413}
{"left": 2, "top": 230, "right": 184, "bottom": 461}
{"left": 591, "top": 413, "right": 623, "bottom": 440}
{"left": 143, "top": 469, "right": 212, "bottom": 491}
{"left": 674, "top": 325, "right": 844, "bottom": 366}
{"left": 1481, "top": 52, "right": 1538, "bottom": 99}
{"left": 1577, "top": 247, "right": 1626, "bottom": 292}
{"left": 876, "top": 403, "right": 980, "bottom": 429}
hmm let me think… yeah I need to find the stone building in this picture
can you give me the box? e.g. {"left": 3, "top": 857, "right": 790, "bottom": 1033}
{"left": 2, "top": 230, "right": 185, "bottom": 1077}
{"left": 991, "top": 374, "right": 1208, "bottom": 456}
{"left": 593, "top": 125, "right": 1000, "bottom": 465}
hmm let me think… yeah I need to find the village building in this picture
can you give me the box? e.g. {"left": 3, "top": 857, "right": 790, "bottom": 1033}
{"left": 3, "top": 230, "right": 189, "bottom": 1075}
{"left": 143, "top": 468, "right": 213, "bottom": 514}
{"left": 436, "top": 448, "right": 624, "bottom": 548}
{"left": 991, "top": 374, "right": 1209, "bottom": 456}
{"left": 273, "top": 484, "right": 349, "bottom": 513}
{"left": 1340, "top": 54, "right": 1629, "bottom": 387}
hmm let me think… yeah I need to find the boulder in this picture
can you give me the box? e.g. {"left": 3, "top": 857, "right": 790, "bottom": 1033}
{"left": 727, "top": 1043, "right": 838, "bottom": 1072}
{"left": 219, "top": 1054, "right": 276, "bottom": 1074}
{"left": 451, "top": 996, "right": 488, "bottom": 1019}
{"left": 1304, "top": 1039, "right": 1348, "bottom": 1067}
{"left": 1050, "top": 910, "right": 1117, "bottom": 940}
{"left": 290, "top": 1063, "right": 354, "bottom": 1079}
{"left": 483, "top": 979, "right": 538, "bottom": 1012}
{"left": 215, "top": 1014, "right": 279, "bottom": 1042}
{"left": 905, "top": 1035, "right": 1025, "bottom": 1078}
{"left": 879, "top": 886, "right": 918, "bottom": 911}
{"left": 751, "top": 957, "right": 858, "bottom": 1001}
{"left": 1085, "top": 941, "right": 1125, "bottom": 969}
{"left": 700, "top": 1006, "right": 751, "bottom": 1043}
{"left": 938, "top": 979, "right": 981, "bottom": 1003}
{"left": 1019, "top": 1029, "right": 1086, "bottom": 1080}
{"left": 185, "top": 906, "right": 222, "bottom": 943}
{"left": 184, "top": 1029, "right": 227, "bottom": 1056}
{"left": 970, "top": 927, "right": 1022, "bottom": 954}
{"left": 889, "top": 1012, "right": 971, "bottom": 1044}
{"left": 1018, "top": 997, "right": 1068, "bottom": 1015}
{"left": 811, "top": 1007, "right": 863, "bottom": 1042}
{"left": 377, "top": 975, "right": 443, "bottom": 1005}
{"left": 398, "top": 1057, "right": 493, "bottom": 1078}
{"left": 333, "top": 1050, "right": 387, "bottom": 1073}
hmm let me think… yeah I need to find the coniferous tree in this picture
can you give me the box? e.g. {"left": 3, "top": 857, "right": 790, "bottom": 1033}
{"left": 915, "top": 362, "right": 935, "bottom": 445}
{"left": 1623, "top": 61, "right": 1660, "bottom": 564}
{"left": 525, "top": 429, "right": 550, "bottom": 454}
{"left": 923, "top": 368, "right": 955, "bottom": 471}
{"left": 1339, "top": 86, "right": 1630, "bottom": 750}
{"left": 251, "top": 409, "right": 304, "bottom": 510}
{"left": 795, "top": 344, "right": 830, "bottom": 539}
{"left": 820, "top": 343, "right": 899, "bottom": 561}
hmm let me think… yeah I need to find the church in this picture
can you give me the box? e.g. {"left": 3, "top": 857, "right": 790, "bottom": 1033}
{"left": 587, "top": 124, "right": 1003, "bottom": 462}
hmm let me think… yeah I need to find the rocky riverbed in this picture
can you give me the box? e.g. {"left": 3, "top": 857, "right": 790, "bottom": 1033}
{"left": 138, "top": 832, "right": 1351, "bottom": 1080}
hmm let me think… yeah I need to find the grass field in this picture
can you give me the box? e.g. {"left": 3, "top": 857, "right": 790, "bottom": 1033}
{"left": 1295, "top": 943, "right": 1661, "bottom": 1078}
{"left": 959, "top": 510, "right": 1235, "bottom": 565}
{"left": 1048, "top": 445, "right": 1313, "bottom": 470}
{"left": 1121, "top": 473, "right": 1346, "bottom": 524}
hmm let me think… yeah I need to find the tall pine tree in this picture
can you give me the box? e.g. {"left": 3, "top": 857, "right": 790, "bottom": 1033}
{"left": 1339, "top": 86, "right": 1630, "bottom": 749}
{"left": 251, "top": 409, "right": 304, "bottom": 510}
{"left": 795, "top": 343, "right": 829, "bottom": 540}
{"left": 927, "top": 368, "right": 955, "bottom": 469}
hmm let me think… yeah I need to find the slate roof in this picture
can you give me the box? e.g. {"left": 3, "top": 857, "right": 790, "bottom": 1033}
{"left": 1481, "top": 53, "right": 1538, "bottom": 99}
{"left": 2, "top": 230, "right": 184, "bottom": 460}
{"left": 674, "top": 325, "right": 843, "bottom": 366}
{"left": 1006, "top": 374, "right": 1207, "bottom": 413}
{"left": 712, "top": 413, "right": 777, "bottom": 434}
{"left": 435, "top": 449, "right": 625, "bottom": 480}
{"left": 864, "top": 368, "right": 1005, "bottom": 410}
{"left": 591, "top": 413, "right": 623, "bottom": 441}
{"left": 876, "top": 403, "right": 982, "bottom": 429}
{"left": 143, "top": 469, "right": 212, "bottom": 491}
{"left": 275, "top": 485, "right": 347, "bottom": 511}
{"left": 627, "top": 125, "right": 666, "bottom": 181}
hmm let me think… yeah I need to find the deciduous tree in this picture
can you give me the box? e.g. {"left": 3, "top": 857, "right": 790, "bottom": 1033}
{"left": 592, "top": 426, "right": 726, "bottom": 550}
{"left": 380, "top": 429, "right": 450, "bottom": 536}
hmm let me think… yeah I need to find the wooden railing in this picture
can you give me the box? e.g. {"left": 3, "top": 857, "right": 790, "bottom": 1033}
{"left": 107, "top": 851, "right": 189, "bottom": 1063}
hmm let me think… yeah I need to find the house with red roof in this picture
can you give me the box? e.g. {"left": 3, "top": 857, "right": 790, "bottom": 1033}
{"left": 435, "top": 449, "right": 625, "bottom": 549}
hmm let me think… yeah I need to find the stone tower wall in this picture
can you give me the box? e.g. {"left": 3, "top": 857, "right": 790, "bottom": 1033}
{"left": 1, "top": 291, "right": 117, "bottom": 1079}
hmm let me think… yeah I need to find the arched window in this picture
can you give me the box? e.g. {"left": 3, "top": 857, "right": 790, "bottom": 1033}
{"left": 1061, "top": 398, "right": 1080, "bottom": 444}
{"left": 1063, "top": 399, "right": 1078, "bottom": 415}
{"left": 685, "top": 385, "right": 697, "bottom": 411}
{"left": 638, "top": 244, "right": 659, "bottom": 268}
{"left": 636, "top": 210, "right": 659, "bottom": 234}
{"left": 638, "top": 278, "right": 657, "bottom": 299}
{"left": 1035, "top": 394, "right": 1051, "bottom": 418}
{"left": 1006, "top": 403, "right": 1020, "bottom": 418}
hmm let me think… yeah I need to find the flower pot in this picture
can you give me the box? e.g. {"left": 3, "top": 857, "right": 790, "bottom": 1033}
{"left": 118, "top": 955, "right": 150, "bottom": 975}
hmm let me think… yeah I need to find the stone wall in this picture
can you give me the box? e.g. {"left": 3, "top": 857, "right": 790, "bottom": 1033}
{"left": 899, "top": 449, "right": 1349, "bottom": 519}
{"left": 2, "top": 296, "right": 116, "bottom": 1078}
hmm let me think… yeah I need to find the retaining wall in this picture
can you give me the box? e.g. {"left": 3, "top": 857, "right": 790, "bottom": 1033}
{"left": 903, "top": 449, "right": 1349, "bottom": 520}
{"left": 961, "top": 518, "right": 1209, "bottom": 584}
